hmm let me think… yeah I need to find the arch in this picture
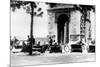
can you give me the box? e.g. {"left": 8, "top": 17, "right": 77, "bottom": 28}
{"left": 57, "top": 14, "right": 69, "bottom": 24}
{"left": 57, "top": 14, "right": 69, "bottom": 44}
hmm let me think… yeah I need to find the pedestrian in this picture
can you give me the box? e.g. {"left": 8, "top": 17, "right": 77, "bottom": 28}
{"left": 49, "top": 37, "right": 53, "bottom": 46}
{"left": 27, "top": 35, "right": 35, "bottom": 45}
{"left": 37, "top": 41, "right": 40, "bottom": 46}
{"left": 27, "top": 35, "right": 30, "bottom": 45}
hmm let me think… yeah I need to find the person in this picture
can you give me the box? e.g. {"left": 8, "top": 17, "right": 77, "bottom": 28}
{"left": 27, "top": 35, "right": 35, "bottom": 55}
{"left": 49, "top": 37, "right": 53, "bottom": 46}
{"left": 37, "top": 41, "right": 40, "bottom": 46}
{"left": 27, "top": 35, "right": 35, "bottom": 45}
{"left": 10, "top": 39, "right": 13, "bottom": 50}
{"left": 26, "top": 35, "right": 29, "bottom": 45}
{"left": 10, "top": 36, "right": 13, "bottom": 46}
{"left": 27, "top": 35, "right": 30, "bottom": 42}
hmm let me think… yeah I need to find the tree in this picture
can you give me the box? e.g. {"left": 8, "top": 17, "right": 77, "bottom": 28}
{"left": 10, "top": 0, "right": 43, "bottom": 55}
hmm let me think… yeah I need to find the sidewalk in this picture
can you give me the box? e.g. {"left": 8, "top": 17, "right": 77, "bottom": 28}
{"left": 11, "top": 52, "right": 95, "bottom": 66}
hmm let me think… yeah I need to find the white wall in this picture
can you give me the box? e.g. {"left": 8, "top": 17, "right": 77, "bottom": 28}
{"left": 48, "top": 12, "right": 58, "bottom": 42}
{"left": 90, "top": 10, "right": 96, "bottom": 41}
{"left": 69, "top": 10, "right": 82, "bottom": 41}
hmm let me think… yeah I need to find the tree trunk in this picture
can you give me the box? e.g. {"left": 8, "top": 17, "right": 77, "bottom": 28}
{"left": 29, "top": 2, "right": 34, "bottom": 55}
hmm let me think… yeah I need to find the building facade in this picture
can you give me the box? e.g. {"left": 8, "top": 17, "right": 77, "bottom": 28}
{"left": 47, "top": 4, "right": 95, "bottom": 46}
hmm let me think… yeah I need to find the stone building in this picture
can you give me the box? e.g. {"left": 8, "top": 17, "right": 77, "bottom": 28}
{"left": 47, "top": 4, "right": 95, "bottom": 46}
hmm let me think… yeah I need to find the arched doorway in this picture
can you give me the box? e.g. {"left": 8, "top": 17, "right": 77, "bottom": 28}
{"left": 57, "top": 14, "right": 69, "bottom": 45}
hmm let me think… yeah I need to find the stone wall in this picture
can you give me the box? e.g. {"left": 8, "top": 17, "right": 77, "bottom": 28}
{"left": 69, "top": 10, "right": 82, "bottom": 42}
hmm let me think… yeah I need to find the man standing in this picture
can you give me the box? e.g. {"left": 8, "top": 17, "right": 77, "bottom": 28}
{"left": 27, "top": 35, "right": 35, "bottom": 55}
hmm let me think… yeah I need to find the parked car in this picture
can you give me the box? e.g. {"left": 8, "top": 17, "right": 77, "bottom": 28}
{"left": 70, "top": 41, "right": 86, "bottom": 53}
{"left": 49, "top": 45, "right": 62, "bottom": 53}
{"left": 32, "top": 45, "right": 48, "bottom": 53}
{"left": 14, "top": 41, "right": 23, "bottom": 49}
{"left": 71, "top": 44, "right": 82, "bottom": 53}
{"left": 87, "top": 45, "right": 95, "bottom": 53}
{"left": 87, "top": 40, "right": 95, "bottom": 53}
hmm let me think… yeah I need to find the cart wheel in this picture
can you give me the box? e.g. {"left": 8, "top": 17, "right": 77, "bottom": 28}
{"left": 64, "top": 45, "right": 70, "bottom": 53}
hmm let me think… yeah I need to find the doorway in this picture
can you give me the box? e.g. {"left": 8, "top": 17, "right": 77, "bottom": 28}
{"left": 57, "top": 14, "right": 69, "bottom": 45}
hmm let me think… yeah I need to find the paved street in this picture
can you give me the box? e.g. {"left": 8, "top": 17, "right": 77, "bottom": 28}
{"left": 11, "top": 52, "right": 95, "bottom": 66}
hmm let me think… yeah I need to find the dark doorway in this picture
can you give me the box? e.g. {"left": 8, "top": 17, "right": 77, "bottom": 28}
{"left": 57, "top": 14, "right": 69, "bottom": 44}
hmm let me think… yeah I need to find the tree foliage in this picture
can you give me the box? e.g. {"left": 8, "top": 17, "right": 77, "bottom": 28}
{"left": 10, "top": 0, "right": 43, "bottom": 16}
